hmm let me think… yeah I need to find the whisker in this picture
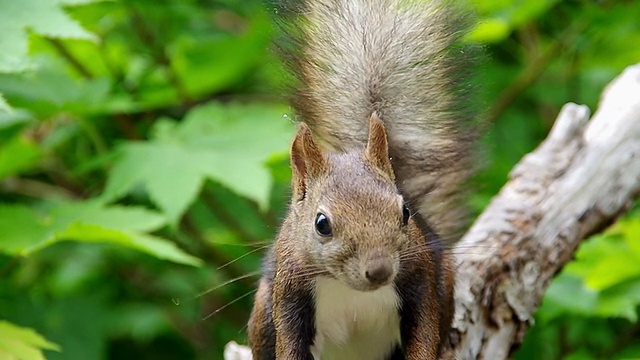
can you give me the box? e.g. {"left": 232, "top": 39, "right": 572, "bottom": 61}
{"left": 237, "top": 322, "right": 250, "bottom": 335}
{"left": 217, "top": 244, "right": 271, "bottom": 271}
{"left": 286, "top": 270, "right": 329, "bottom": 280}
{"left": 209, "top": 240, "right": 272, "bottom": 247}
{"left": 400, "top": 241, "right": 497, "bottom": 253}
{"left": 282, "top": 268, "right": 331, "bottom": 281}
{"left": 202, "top": 289, "right": 258, "bottom": 321}
{"left": 398, "top": 247, "right": 493, "bottom": 259}
{"left": 195, "top": 271, "right": 261, "bottom": 299}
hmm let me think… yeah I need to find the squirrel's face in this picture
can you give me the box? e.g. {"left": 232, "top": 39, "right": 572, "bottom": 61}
{"left": 289, "top": 114, "right": 411, "bottom": 292}
{"left": 300, "top": 160, "right": 410, "bottom": 291}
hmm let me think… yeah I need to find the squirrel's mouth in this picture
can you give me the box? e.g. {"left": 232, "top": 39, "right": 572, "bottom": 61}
{"left": 333, "top": 255, "right": 399, "bottom": 292}
{"left": 341, "top": 266, "right": 398, "bottom": 292}
{"left": 346, "top": 275, "right": 395, "bottom": 292}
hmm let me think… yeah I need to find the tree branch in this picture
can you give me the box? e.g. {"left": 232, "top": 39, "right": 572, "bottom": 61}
{"left": 446, "top": 63, "right": 640, "bottom": 359}
{"left": 222, "top": 63, "right": 640, "bottom": 360}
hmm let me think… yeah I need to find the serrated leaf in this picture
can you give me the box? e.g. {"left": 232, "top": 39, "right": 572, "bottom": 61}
{"left": 0, "top": 321, "right": 60, "bottom": 360}
{"left": 0, "top": 0, "right": 99, "bottom": 73}
{"left": 103, "top": 102, "right": 294, "bottom": 224}
{"left": 0, "top": 202, "right": 201, "bottom": 266}
{"left": 103, "top": 143, "right": 207, "bottom": 225}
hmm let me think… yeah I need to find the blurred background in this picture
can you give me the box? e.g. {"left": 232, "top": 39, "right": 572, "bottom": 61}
{"left": 0, "top": 0, "right": 639, "bottom": 359}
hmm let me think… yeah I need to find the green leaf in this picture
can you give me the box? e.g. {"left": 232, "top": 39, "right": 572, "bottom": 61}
{"left": 51, "top": 202, "right": 167, "bottom": 233}
{"left": 612, "top": 217, "right": 640, "bottom": 257}
{"left": 0, "top": 69, "right": 111, "bottom": 117}
{"left": 102, "top": 142, "right": 207, "bottom": 226}
{"left": 170, "top": 14, "right": 272, "bottom": 97}
{"left": 0, "top": 202, "right": 201, "bottom": 266}
{"left": 0, "top": 321, "right": 60, "bottom": 360}
{"left": 103, "top": 102, "right": 294, "bottom": 224}
{"left": 0, "top": 109, "right": 33, "bottom": 131}
{"left": 565, "top": 228, "right": 640, "bottom": 291}
{"left": 540, "top": 215, "right": 640, "bottom": 322}
{"left": 563, "top": 349, "right": 597, "bottom": 360}
{"left": 583, "top": 250, "right": 640, "bottom": 290}
{"left": 62, "top": 223, "right": 201, "bottom": 266}
{"left": 0, "top": 0, "right": 99, "bottom": 73}
{"left": 595, "top": 280, "right": 640, "bottom": 322}
{"left": 107, "top": 304, "right": 172, "bottom": 342}
{"left": 538, "top": 274, "right": 599, "bottom": 322}
{"left": 0, "top": 93, "right": 11, "bottom": 113}
{"left": 470, "top": 0, "right": 561, "bottom": 43}
{"left": 0, "top": 134, "right": 43, "bottom": 180}
{"left": 0, "top": 205, "right": 46, "bottom": 253}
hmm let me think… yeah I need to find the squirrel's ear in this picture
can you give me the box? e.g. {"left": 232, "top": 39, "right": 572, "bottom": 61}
{"left": 366, "top": 112, "right": 395, "bottom": 180}
{"left": 290, "top": 123, "right": 327, "bottom": 201}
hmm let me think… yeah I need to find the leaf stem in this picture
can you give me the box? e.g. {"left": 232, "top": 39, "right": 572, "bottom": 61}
{"left": 127, "top": 4, "right": 192, "bottom": 107}
{"left": 47, "top": 38, "right": 93, "bottom": 79}
{"left": 1, "top": 177, "right": 80, "bottom": 200}
{"left": 482, "top": 20, "right": 586, "bottom": 125}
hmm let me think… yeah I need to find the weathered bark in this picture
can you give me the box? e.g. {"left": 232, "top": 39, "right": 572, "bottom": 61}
{"left": 446, "top": 64, "right": 640, "bottom": 359}
{"left": 224, "top": 64, "right": 640, "bottom": 360}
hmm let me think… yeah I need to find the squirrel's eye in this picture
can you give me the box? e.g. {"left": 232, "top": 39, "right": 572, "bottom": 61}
{"left": 315, "top": 213, "right": 332, "bottom": 237}
{"left": 402, "top": 205, "right": 410, "bottom": 226}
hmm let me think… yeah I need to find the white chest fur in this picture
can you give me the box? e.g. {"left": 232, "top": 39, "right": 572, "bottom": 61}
{"left": 311, "top": 277, "right": 401, "bottom": 360}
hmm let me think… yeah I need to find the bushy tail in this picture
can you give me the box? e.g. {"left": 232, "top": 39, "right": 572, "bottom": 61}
{"left": 275, "top": 0, "right": 479, "bottom": 243}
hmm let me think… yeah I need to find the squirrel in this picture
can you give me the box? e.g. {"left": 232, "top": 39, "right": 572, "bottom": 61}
{"left": 248, "top": 0, "right": 478, "bottom": 359}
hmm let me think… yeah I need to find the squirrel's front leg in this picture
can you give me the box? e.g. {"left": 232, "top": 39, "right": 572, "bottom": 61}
{"left": 396, "top": 266, "right": 445, "bottom": 360}
{"left": 398, "top": 303, "right": 442, "bottom": 360}
{"left": 272, "top": 271, "right": 316, "bottom": 360}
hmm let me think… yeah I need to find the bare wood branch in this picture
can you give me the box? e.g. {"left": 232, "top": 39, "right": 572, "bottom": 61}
{"left": 447, "top": 63, "right": 640, "bottom": 359}
{"left": 223, "top": 64, "right": 640, "bottom": 360}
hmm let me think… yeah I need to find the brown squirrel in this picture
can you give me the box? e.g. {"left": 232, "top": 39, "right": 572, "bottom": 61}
{"left": 248, "top": 0, "right": 478, "bottom": 359}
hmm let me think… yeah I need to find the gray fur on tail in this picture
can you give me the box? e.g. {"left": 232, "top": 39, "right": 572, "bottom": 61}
{"left": 275, "top": 0, "right": 479, "bottom": 243}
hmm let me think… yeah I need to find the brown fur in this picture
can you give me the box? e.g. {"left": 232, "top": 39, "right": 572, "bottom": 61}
{"left": 248, "top": 117, "right": 455, "bottom": 359}
{"left": 275, "top": 0, "right": 479, "bottom": 243}
{"left": 249, "top": 0, "right": 476, "bottom": 357}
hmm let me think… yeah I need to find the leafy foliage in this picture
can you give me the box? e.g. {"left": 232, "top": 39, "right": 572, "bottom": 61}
{"left": 102, "top": 102, "right": 293, "bottom": 225}
{"left": 0, "top": 321, "right": 60, "bottom": 360}
{"left": 0, "top": 94, "right": 10, "bottom": 112}
{"left": 0, "top": 0, "right": 98, "bottom": 73}
{"left": 0, "top": 202, "right": 200, "bottom": 265}
{"left": 0, "top": 0, "right": 638, "bottom": 359}
{"left": 517, "top": 213, "right": 640, "bottom": 359}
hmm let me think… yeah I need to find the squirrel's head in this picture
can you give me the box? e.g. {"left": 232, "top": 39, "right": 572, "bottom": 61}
{"left": 289, "top": 113, "right": 411, "bottom": 292}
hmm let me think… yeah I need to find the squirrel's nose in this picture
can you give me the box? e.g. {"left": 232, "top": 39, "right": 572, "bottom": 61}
{"left": 365, "top": 259, "right": 393, "bottom": 285}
